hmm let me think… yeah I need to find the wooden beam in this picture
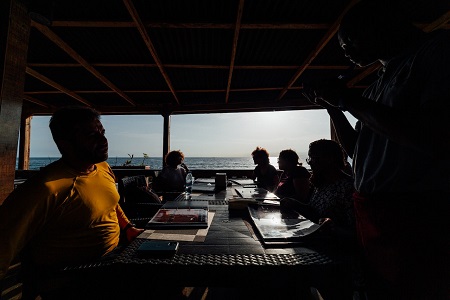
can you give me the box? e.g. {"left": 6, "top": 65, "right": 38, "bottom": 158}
{"left": 27, "top": 97, "right": 322, "bottom": 116}
{"left": 276, "top": 0, "right": 360, "bottom": 101}
{"left": 346, "top": 62, "right": 381, "bottom": 87}
{"left": 49, "top": 21, "right": 330, "bottom": 29}
{"left": 421, "top": 10, "right": 450, "bottom": 32}
{"left": 31, "top": 21, "right": 136, "bottom": 106}
{"left": 26, "top": 67, "right": 93, "bottom": 106}
{"left": 91, "top": 98, "right": 320, "bottom": 115}
{"left": 27, "top": 63, "right": 353, "bottom": 70}
{"left": 162, "top": 113, "right": 171, "bottom": 166}
{"left": 226, "top": 0, "right": 244, "bottom": 104}
{"left": 123, "top": 0, "right": 180, "bottom": 105}
{"left": 51, "top": 21, "right": 135, "bottom": 27}
{"left": 18, "top": 115, "right": 31, "bottom": 169}
{"left": 48, "top": 20, "right": 450, "bottom": 30}
{"left": 23, "top": 94, "right": 54, "bottom": 108}
{"left": 24, "top": 86, "right": 305, "bottom": 95}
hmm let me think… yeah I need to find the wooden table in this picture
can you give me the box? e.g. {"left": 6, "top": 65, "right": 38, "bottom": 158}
{"left": 50, "top": 181, "right": 354, "bottom": 298}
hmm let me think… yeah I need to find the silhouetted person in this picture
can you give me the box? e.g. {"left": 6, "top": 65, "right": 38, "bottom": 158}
{"left": 0, "top": 106, "right": 143, "bottom": 298}
{"left": 155, "top": 150, "right": 188, "bottom": 193}
{"left": 274, "top": 149, "right": 311, "bottom": 202}
{"left": 303, "top": 1, "right": 450, "bottom": 298}
{"left": 251, "top": 146, "right": 279, "bottom": 191}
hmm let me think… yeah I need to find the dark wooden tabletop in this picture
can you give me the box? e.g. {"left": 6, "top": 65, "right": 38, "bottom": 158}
{"left": 57, "top": 183, "right": 354, "bottom": 293}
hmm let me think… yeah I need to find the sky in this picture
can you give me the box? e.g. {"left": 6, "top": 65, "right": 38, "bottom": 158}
{"left": 28, "top": 109, "right": 357, "bottom": 158}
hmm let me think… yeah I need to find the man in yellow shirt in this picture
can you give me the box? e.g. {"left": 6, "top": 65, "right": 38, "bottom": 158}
{"left": 0, "top": 106, "right": 142, "bottom": 282}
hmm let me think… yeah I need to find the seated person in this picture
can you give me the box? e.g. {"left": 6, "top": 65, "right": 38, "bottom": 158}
{"left": 154, "top": 150, "right": 188, "bottom": 193}
{"left": 251, "top": 146, "right": 279, "bottom": 191}
{"left": 282, "top": 139, "right": 355, "bottom": 236}
{"left": 0, "top": 106, "right": 143, "bottom": 289}
{"left": 274, "top": 149, "right": 311, "bottom": 202}
{"left": 120, "top": 175, "right": 161, "bottom": 204}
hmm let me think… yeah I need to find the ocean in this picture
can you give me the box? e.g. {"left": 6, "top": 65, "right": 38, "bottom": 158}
{"left": 20, "top": 156, "right": 312, "bottom": 170}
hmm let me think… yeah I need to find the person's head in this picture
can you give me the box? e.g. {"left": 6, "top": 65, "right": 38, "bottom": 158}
{"left": 278, "top": 149, "right": 301, "bottom": 171}
{"left": 49, "top": 106, "right": 108, "bottom": 165}
{"left": 307, "top": 139, "right": 347, "bottom": 174}
{"left": 251, "top": 146, "right": 270, "bottom": 165}
{"left": 338, "top": 1, "right": 420, "bottom": 67}
{"left": 165, "top": 150, "right": 185, "bottom": 168}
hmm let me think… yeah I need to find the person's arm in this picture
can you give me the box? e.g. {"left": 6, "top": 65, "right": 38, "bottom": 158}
{"left": 327, "top": 105, "right": 359, "bottom": 158}
{"left": 0, "top": 184, "right": 49, "bottom": 279}
{"left": 303, "top": 87, "right": 358, "bottom": 157}
{"left": 270, "top": 172, "right": 280, "bottom": 192}
{"left": 292, "top": 177, "right": 311, "bottom": 203}
{"left": 319, "top": 218, "right": 355, "bottom": 242}
{"left": 305, "top": 37, "right": 450, "bottom": 155}
{"left": 116, "top": 205, "right": 143, "bottom": 242}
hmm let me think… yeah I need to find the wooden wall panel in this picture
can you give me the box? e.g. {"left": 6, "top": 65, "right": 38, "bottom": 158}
{"left": 0, "top": 0, "right": 30, "bottom": 203}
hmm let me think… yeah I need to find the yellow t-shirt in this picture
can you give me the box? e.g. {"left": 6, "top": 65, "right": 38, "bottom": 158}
{"left": 0, "top": 160, "right": 127, "bottom": 278}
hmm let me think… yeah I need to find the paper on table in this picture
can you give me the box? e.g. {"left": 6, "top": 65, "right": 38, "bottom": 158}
{"left": 139, "top": 212, "right": 215, "bottom": 242}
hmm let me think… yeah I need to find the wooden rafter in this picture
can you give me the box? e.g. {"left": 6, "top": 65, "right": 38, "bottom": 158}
{"left": 421, "top": 10, "right": 450, "bottom": 32}
{"left": 49, "top": 21, "right": 329, "bottom": 29}
{"left": 225, "top": 0, "right": 245, "bottom": 104}
{"left": 27, "top": 63, "right": 354, "bottom": 70}
{"left": 31, "top": 21, "right": 136, "bottom": 106}
{"left": 23, "top": 95, "right": 55, "bottom": 109}
{"left": 24, "top": 86, "right": 308, "bottom": 95}
{"left": 346, "top": 63, "right": 381, "bottom": 87}
{"left": 49, "top": 20, "right": 450, "bottom": 30}
{"left": 276, "top": 0, "right": 360, "bottom": 101}
{"left": 26, "top": 67, "right": 93, "bottom": 107}
{"left": 123, "top": 0, "right": 180, "bottom": 105}
{"left": 346, "top": 10, "right": 450, "bottom": 87}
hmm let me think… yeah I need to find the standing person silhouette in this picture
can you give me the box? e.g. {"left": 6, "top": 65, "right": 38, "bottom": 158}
{"left": 303, "top": 1, "right": 450, "bottom": 299}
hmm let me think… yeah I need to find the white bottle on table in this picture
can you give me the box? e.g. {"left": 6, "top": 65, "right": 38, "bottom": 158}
{"left": 185, "top": 172, "right": 193, "bottom": 199}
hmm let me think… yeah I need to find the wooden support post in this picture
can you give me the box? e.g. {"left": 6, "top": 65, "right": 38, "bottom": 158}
{"left": 0, "top": 0, "right": 30, "bottom": 203}
{"left": 162, "top": 113, "right": 171, "bottom": 166}
{"left": 18, "top": 114, "right": 32, "bottom": 170}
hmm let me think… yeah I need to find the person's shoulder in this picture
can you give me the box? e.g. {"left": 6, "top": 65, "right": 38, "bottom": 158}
{"left": 96, "top": 161, "right": 115, "bottom": 178}
{"left": 293, "top": 165, "right": 310, "bottom": 178}
{"left": 416, "top": 30, "right": 450, "bottom": 59}
{"left": 30, "top": 159, "right": 67, "bottom": 184}
{"left": 268, "top": 164, "right": 277, "bottom": 171}
{"left": 6, "top": 160, "right": 65, "bottom": 201}
{"left": 96, "top": 161, "right": 110, "bottom": 170}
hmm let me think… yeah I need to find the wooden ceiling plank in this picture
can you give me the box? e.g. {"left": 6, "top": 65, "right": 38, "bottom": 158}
{"left": 422, "top": 10, "right": 450, "bottom": 32}
{"left": 225, "top": 0, "right": 245, "bottom": 104}
{"left": 26, "top": 67, "right": 93, "bottom": 107}
{"left": 276, "top": 0, "right": 360, "bottom": 101}
{"left": 31, "top": 21, "right": 136, "bottom": 106}
{"left": 123, "top": 0, "right": 180, "bottom": 105}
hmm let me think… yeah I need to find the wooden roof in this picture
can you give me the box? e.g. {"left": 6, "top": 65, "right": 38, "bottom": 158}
{"left": 23, "top": 0, "right": 450, "bottom": 116}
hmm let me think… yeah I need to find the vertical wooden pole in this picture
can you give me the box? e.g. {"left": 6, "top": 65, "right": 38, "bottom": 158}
{"left": 162, "top": 113, "right": 171, "bottom": 167}
{"left": 0, "top": 0, "right": 30, "bottom": 203}
{"left": 18, "top": 114, "right": 32, "bottom": 170}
